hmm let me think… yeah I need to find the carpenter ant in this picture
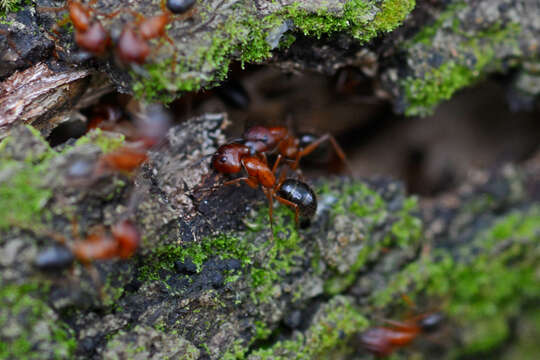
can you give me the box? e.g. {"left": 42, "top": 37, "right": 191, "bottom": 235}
{"left": 211, "top": 144, "right": 317, "bottom": 239}
{"left": 359, "top": 312, "right": 444, "bottom": 357}
{"left": 34, "top": 219, "right": 140, "bottom": 270}
{"left": 242, "top": 125, "right": 349, "bottom": 171}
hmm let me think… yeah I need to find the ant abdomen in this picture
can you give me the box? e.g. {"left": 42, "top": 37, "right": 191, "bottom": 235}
{"left": 277, "top": 179, "right": 317, "bottom": 220}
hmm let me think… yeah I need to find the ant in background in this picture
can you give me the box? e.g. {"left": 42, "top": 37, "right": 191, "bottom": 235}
{"left": 34, "top": 219, "right": 140, "bottom": 292}
{"left": 39, "top": 0, "right": 115, "bottom": 55}
{"left": 358, "top": 297, "right": 444, "bottom": 357}
{"left": 72, "top": 103, "right": 172, "bottom": 178}
{"left": 116, "top": 0, "right": 196, "bottom": 65}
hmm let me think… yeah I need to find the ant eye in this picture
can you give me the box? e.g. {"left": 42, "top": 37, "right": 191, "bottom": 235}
{"left": 262, "top": 135, "right": 268, "bottom": 143}
{"left": 220, "top": 156, "right": 227, "bottom": 163}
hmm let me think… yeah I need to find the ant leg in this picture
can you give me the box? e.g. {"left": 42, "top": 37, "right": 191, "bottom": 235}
{"left": 263, "top": 188, "right": 274, "bottom": 241}
{"left": 297, "top": 133, "right": 352, "bottom": 174}
{"left": 271, "top": 154, "right": 282, "bottom": 173}
{"left": 223, "top": 177, "right": 258, "bottom": 189}
{"left": 275, "top": 195, "right": 300, "bottom": 226}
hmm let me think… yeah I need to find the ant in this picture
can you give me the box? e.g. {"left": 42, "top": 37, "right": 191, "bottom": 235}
{"left": 92, "top": 104, "right": 172, "bottom": 175}
{"left": 359, "top": 312, "right": 444, "bottom": 357}
{"left": 39, "top": 0, "right": 113, "bottom": 55}
{"left": 34, "top": 219, "right": 140, "bottom": 276}
{"left": 116, "top": 0, "right": 195, "bottom": 65}
{"left": 242, "top": 125, "right": 349, "bottom": 172}
{"left": 211, "top": 143, "right": 317, "bottom": 239}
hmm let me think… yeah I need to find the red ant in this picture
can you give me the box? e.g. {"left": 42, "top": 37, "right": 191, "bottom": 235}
{"left": 211, "top": 143, "right": 317, "bottom": 239}
{"left": 34, "top": 219, "right": 140, "bottom": 297}
{"left": 34, "top": 219, "right": 140, "bottom": 268}
{"left": 116, "top": 0, "right": 195, "bottom": 65}
{"left": 359, "top": 312, "right": 444, "bottom": 357}
{"left": 91, "top": 104, "right": 172, "bottom": 175}
{"left": 39, "top": 0, "right": 113, "bottom": 55}
{"left": 242, "top": 125, "right": 349, "bottom": 172}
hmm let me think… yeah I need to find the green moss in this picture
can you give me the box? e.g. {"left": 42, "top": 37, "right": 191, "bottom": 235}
{"left": 0, "top": 126, "right": 127, "bottom": 232}
{"left": 0, "top": 127, "right": 55, "bottom": 231}
{"left": 249, "top": 296, "right": 368, "bottom": 359}
{"left": 138, "top": 201, "right": 304, "bottom": 303}
{"left": 323, "top": 183, "right": 422, "bottom": 295}
{"left": 0, "top": 0, "right": 25, "bottom": 16}
{"left": 402, "top": 13, "right": 522, "bottom": 115}
{"left": 0, "top": 160, "right": 52, "bottom": 230}
{"left": 0, "top": 282, "right": 76, "bottom": 359}
{"left": 371, "top": 206, "right": 540, "bottom": 355}
{"left": 73, "top": 128, "right": 125, "bottom": 154}
{"left": 133, "top": 0, "right": 415, "bottom": 102}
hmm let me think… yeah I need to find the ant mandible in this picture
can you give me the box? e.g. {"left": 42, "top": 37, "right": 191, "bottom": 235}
{"left": 359, "top": 312, "right": 444, "bottom": 357}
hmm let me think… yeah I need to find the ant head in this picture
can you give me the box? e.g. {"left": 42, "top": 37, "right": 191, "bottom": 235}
{"left": 243, "top": 126, "right": 280, "bottom": 153}
{"left": 211, "top": 143, "right": 248, "bottom": 174}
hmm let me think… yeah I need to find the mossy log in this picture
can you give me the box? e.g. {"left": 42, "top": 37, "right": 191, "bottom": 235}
{"left": 1, "top": 0, "right": 539, "bottom": 135}
{"left": 1, "top": 115, "right": 539, "bottom": 359}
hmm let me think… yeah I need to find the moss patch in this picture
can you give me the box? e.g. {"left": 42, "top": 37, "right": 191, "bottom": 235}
{"left": 138, "top": 201, "right": 304, "bottom": 303}
{"left": 73, "top": 128, "right": 125, "bottom": 154}
{"left": 0, "top": 282, "right": 76, "bottom": 359}
{"left": 248, "top": 296, "right": 369, "bottom": 359}
{"left": 322, "top": 182, "right": 422, "bottom": 295}
{"left": 402, "top": 8, "right": 522, "bottom": 116}
{"left": 371, "top": 206, "right": 540, "bottom": 355}
{"left": 133, "top": 0, "right": 415, "bottom": 102}
{"left": 0, "top": 126, "right": 126, "bottom": 231}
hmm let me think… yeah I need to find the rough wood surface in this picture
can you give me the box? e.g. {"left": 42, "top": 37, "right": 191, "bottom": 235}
{"left": 0, "top": 115, "right": 539, "bottom": 359}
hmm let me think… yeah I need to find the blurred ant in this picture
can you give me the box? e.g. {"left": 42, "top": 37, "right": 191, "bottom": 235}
{"left": 39, "top": 0, "right": 114, "bottom": 55}
{"left": 359, "top": 298, "right": 444, "bottom": 358}
{"left": 116, "top": 0, "right": 195, "bottom": 65}
{"left": 88, "top": 104, "right": 172, "bottom": 175}
{"left": 34, "top": 219, "right": 140, "bottom": 291}
{"left": 211, "top": 143, "right": 317, "bottom": 239}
